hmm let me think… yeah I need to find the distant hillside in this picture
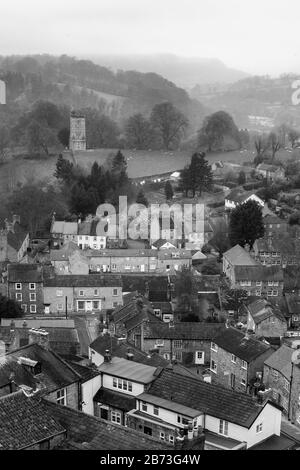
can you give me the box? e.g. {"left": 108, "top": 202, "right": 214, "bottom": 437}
{"left": 0, "top": 54, "right": 208, "bottom": 131}
{"left": 88, "top": 54, "right": 249, "bottom": 88}
{"left": 190, "top": 74, "right": 300, "bottom": 129}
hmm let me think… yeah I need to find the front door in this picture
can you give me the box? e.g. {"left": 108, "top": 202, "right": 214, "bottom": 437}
{"left": 101, "top": 408, "right": 108, "bottom": 420}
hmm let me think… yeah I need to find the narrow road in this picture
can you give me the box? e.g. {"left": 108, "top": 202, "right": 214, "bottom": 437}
{"left": 73, "top": 316, "right": 92, "bottom": 357}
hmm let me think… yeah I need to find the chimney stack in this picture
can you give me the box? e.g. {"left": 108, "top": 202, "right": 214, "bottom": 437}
{"left": 104, "top": 349, "right": 111, "bottom": 362}
{"left": 126, "top": 348, "right": 134, "bottom": 361}
{"left": 28, "top": 328, "right": 49, "bottom": 349}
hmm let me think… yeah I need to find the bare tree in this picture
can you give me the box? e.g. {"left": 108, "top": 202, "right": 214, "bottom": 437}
{"left": 254, "top": 134, "right": 269, "bottom": 158}
{"left": 288, "top": 128, "right": 300, "bottom": 148}
{"left": 268, "top": 132, "right": 282, "bottom": 161}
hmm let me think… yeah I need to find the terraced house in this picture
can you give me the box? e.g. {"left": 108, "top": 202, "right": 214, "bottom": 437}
{"left": 7, "top": 263, "right": 44, "bottom": 315}
{"left": 43, "top": 274, "right": 123, "bottom": 315}
{"left": 253, "top": 236, "right": 300, "bottom": 267}
{"left": 210, "top": 327, "right": 274, "bottom": 394}
{"left": 229, "top": 265, "right": 284, "bottom": 298}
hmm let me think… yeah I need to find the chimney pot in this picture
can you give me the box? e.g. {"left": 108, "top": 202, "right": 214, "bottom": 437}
{"left": 28, "top": 328, "right": 49, "bottom": 349}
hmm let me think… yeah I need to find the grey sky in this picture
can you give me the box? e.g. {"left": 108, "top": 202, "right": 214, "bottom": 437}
{"left": 1, "top": 0, "right": 300, "bottom": 75}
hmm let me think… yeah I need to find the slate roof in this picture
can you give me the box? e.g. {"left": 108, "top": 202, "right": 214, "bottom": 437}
{"left": 146, "top": 368, "right": 274, "bottom": 428}
{"left": 4, "top": 343, "right": 81, "bottom": 392}
{"left": 257, "top": 163, "right": 283, "bottom": 173}
{"left": 234, "top": 265, "right": 283, "bottom": 282}
{"left": 66, "top": 361, "right": 100, "bottom": 383}
{"left": 7, "top": 263, "right": 43, "bottom": 283}
{"left": 157, "top": 249, "right": 192, "bottom": 260}
{"left": 44, "top": 399, "right": 171, "bottom": 450}
{"left": 263, "top": 214, "right": 286, "bottom": 225}
{"left": 213, "top": 327, "right": 272, "bottom": 362}
{"left": 264, "top": 344, "right": 295, "bottom": 380}
{"left": 284, "top": 294, "right": 300, "bottom": 315}
{"left": 98, "top": 357, "right": 157, "bottom": 384}
{"left": 89, "top": 334, "right": 168, "bottom": 367}
{"left": 223, "top": 245, "right": 259, "bottom": 266}
{"left": 255, "top": 236, "right": 297, "bottom": 255}
{"left": 225, "top": 189, "right": 263, "bottom": 204}
{"left": 51, "top": 221, "right": 78, "bottom": 235}
{"left": 87, "top": 249, "right": 158, "bottom": 258}
{"left": 0, "top": 391, "right": 65, "bottom": 450}
{"left": 6, "top": 223, "right": 28, "bottom": 251}
{"left": 145, "top": 322, "right": 226, "bottom": 340}
{"left": 247, "top": 299, "right": 286, "bottom": 324}
{"left": 93, "top": 387, "right": 136, "bottom": 411}
{"left": 44, "top": 274, "right": 122, "bottom": 287}
{"left": 0, "top": 326, "right": 80, "bottom": 346}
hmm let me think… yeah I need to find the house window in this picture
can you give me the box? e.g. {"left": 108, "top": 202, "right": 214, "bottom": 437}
{"left": 113, "top": 288, "right": 118, "bottom": 296}
{"left": 211, "top": 359, "right": 217, "bottom": 373}
{"left": 268, "top": 281, "right": 274, "bottom": 286}
{"left": 231, "top": 354, "right": 237, "bottom": 363}
{"left": 169, "top": 435, "right": 175, "bottom": 444}
{"left": 112, "top": 264, "right": 117, "bottom": 270}
{"left": 77, "top": 301, "right": 85, "bottom": 310}
{"left": 21, "top": 304, "right": 27, "bottom": 313}
{"left": 113, "top": 378, "right": 117, "bottom": 388}
{"left": 93, "top": 301, "right": 99, "bottom": 309}
{"left": 128, "top": 382, "right": 132, "bottom": 392}
{"left": 57, "top": 303, "right": 63, "bottom": 311}
{"left": 272, "top": 370, "right": 279, "bottom": 380}
{"left": 94, "top": 289, "right": 99, "bottom": 296}
{"left": 56, "top": 388, "right": 67, "bottom": 405}
{"left": 175, "top": 351, "right": 182, "bottom": 361}
{"left": 118, "top": 379, "right": 122, "bottom": 389}
{"left": 122, "top": 381, "right": 128, "bottom": 391}
{"left": 219, "top": 420, "right": 228, "bottom": 436}
{"left": 256, "top": 290, "right": 261, "bottom": 296}
{"left": 111, "top": 411, "right": 121, "bottom": 424}
{"left": 30, "top": 293, "right": 36, "bottom": 301}
{"left": 15, "top": 283, "right": 22, "bottom": 290}
{"left": 79, "top": 290, "right": 84, "bottom": 296}
{"left": 256, "top": 281, "right": 262, "bottom": 286}
{"left": 143, "top": 426, "right": 152, "bottom": 436}
{"left": 272, "top": 290, "right": 278, "bottom": 296}
{"left": 211, "top": 342, "right": 218, "bottom": 352}
{"left": 141, "top": 402, "right": 148, "bottom": 412}
{"left": 153, "top": 406, "right": 159, "bottom": 416}
{"left": 30, "top": 304, "right": 36, "bottom": 313}
{"left": 242, "top": 361, "right": 247, "bottom": 370}
{"left": 256, "top": 423, "right": 263, "bottom": 433}
{"left": 197, "top": 351, "right": 203, "bottom": 360}
{"left": 56, "top": 290, "right": 63, "bottom": 297}
{"left": 177, "top": 415, "right": 189, "bottom": 425}
{"left": 160, "top": 432, "right": 165, "bottom": 441}
{"left": 16, "top": 293, "right": 22, "bottom": 301}
{"left": 29, "top": 283, "right": 36, "bottom": 290}
{"left": 267, "top": 290, "right": 273, "bottom": 296}
{"left": 173, "top": 340, "right": 182, "bottom": 348}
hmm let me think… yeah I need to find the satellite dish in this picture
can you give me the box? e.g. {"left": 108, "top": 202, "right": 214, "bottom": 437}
{"left": 292, "top": 350, "right": 300, "bottom": 365}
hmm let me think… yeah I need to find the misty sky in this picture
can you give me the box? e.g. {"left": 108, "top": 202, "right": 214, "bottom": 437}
{"left": 1, "top": 0, "right": 300, "bottom": 75}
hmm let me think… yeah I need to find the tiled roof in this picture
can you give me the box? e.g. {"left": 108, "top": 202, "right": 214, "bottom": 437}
{"left": 255, "top": 236, "right": 296, "bottom": 255}
{"left": 5, "top": 343, "right": 81, "bottom": 392}
{"left": 223, "top": 245, "right": 260, "bottom": 266}
{"left": 7, "top": 263, "right": 43, "bottom": 283}
{"left": 44, "top": 399, "right": 171, "bottom": 450}
{"left": 112, "top": 294, "right": 152, "bottom": 323}
{"left": 145, "top": 322, "right": 226, "bottom": 340}
{"left": 44, "top": 274, "right": 122, "bottom": 287}
{"left": 93, "top": 387, "right": 136, "bottom": 411}
{"left": 213, "top": 327, "right": 272, "bottom": 362}
{"left": 264, "top": 344, "right": 295, "bottom": 380}
{"left": 87, "top": 249, "right": 158, "bottom": 258}
{"left": 146, "top": 368, "right": 271, "bottom": 428}
{"left": 234, "top": 265, "right": 283, "bottom": 282}
{"left": 0, "top": 391, "right": 65, "bottom": 450}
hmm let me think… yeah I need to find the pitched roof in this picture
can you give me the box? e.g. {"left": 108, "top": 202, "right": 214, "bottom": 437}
{"left": 152, "top": 239, "right": 178, "bottom": 249}
{"left": 7, "top": 263, "right": 43, "bottom": 283}
{"left": 146, "top": 368, "right": 273, "bottom": 428}
{"left": 44, "top": 274, "right": 122, "bottom": 287}
{"left": 0, "top": 391, "right": 65, "bottom": 450}
{"left": 4, "top": 343, "right": 80, "bottom": 392}
{"left": 255, "top": 236, "right": 296, "bottom": 255}
{"left": 89, "top": 334, "right": 168, "bottom": 367}
{"left": 264, "top": 344, "right": 295, "bottom": 380}
{"left": 225, "top": 189, "right": 263, "bottom": 204}
{"left": 263, "top": 214, "right": 286, "bottom": 225}
{"left": 284, "top": 293, "right": 300, "bottom": 315}
{"left": 66, "top": 361, "right": 100, "bottom": 383}
{"left": 213, "top": 327, "right": 272, "bottom": 362}
{"left": 98, "top": 357, "right": 157, "bottom": 384}
{"left": 51, "top": 221, "right": 78, "bottom": 235}
{"left": 246, "top": 299, "right": 286, "bottom": 324}
{"left": 43, "top": 399, "right": 171, "bottom": 450}
{"left": 157, "top": 249, "right": 192, "bottom": 260}
{"left": 6, "top": 223, "right": 28, "bottom": 251}
{"left": 87, "top": 249, "right": 158, "bottom": 258}
{"left": 223, "top": 245, "right": 259, "bottom": 266}
{"left": 257, "top": 163, "right": 283, "bottom": 172}
{"left": 145, "top": 322, "right": 226, "bottom": 340}
{"left": 234, "top": 265, "right": 283, "bottom": 282}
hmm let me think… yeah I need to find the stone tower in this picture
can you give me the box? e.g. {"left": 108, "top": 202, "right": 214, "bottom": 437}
{"left": 69, "top": 111, "right": 87, "bottom": 151}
